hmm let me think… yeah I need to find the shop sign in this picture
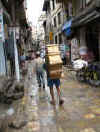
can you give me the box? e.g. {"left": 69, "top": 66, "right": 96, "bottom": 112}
{"left": 4, "top": 24, "right": 8, "bottom": 39}
{"left": 0, "top": 9, "right": 4, "bottom": 42}
{"left": 8, "top": 27, "right": 13, "bottom": 35}
{"left": 8, "top": 27, "right": 20, "bottom": 39}
{"left": 71, "top": 38, "right": 79, "bottom": 61}
{"left": 49, "top": 32, "right": 53, "bottom": 41}
{"left": 15, "top": 27, "right": 20, "bottom": 39}
{"left": 65, "top": 45, "right": 70, "bottom": 51}
{"left": 79, "top": 46, "right": 87, "bottom": 55}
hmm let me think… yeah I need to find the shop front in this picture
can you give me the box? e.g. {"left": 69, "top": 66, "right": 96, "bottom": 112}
{"left": 62, "top": 19, "right": 73, "bottom": 64}
{"left": 72, "top": 0, "right": 100, "bottom": 62}
{"left": 85, "top": 22, "right": 99, "bottom": 62}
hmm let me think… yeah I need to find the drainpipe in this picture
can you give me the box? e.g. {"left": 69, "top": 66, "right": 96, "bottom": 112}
{"left": 11, "top": 0, "right": 20, "bottom": 81}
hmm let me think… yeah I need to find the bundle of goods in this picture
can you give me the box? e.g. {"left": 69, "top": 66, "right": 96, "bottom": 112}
{"left": 46, "top": 44, "right": 59, "bottom": 54}
{"left": 46, "top": 44, "right": 62, "bottom": 79}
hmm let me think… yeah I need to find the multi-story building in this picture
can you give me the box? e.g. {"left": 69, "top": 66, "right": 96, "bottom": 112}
{"left": 56, "top": 0, "right": 100, "bottom": 62}
{"left": 0, "top": 0, "right": 29, "bottom": 80}
{"left": 38, "top": 13, "right": 46, "bottom": 48}
{"left": 72, "top": 0, "right": 100, "bottom": 62}
{"left": 43, "top": 0, "right": 65, "bottom": 44}
{"left": 31, "top": 15, "right": 45, "bottom": 51}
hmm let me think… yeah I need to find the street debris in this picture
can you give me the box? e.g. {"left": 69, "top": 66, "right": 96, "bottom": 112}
{"left": 0, "top": 76, "right": 24, "bottom": 104}
{"left": 9, "top": 120, "right": 27, "bottom": 129}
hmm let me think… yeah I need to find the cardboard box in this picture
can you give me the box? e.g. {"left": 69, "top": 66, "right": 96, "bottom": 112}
{"left": 46, "top": 44, "right": 63, "bottom": 79}
{"left": 49, "top": 69, "right": 62, "bottom": 79}
{"left": 46, "top": 44, "right": 60, "bottom": 54}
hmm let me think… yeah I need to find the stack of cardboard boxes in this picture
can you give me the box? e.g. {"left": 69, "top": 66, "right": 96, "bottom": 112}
{"left": 46, "top": 44, "right": 63, "bottom": 79}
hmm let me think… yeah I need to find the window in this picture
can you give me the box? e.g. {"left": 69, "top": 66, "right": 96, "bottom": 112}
{"left": 79, "top": 0, "right": 86, "bottom": 9}
{"left": 59, "top": 33, "right": 62, "bottom": 44}
{"left": 65, "top": 2, "right": 73, "bottom": 18}
{"left": 54, "top": 17, "right": 57, "bottom": 27}
{"left": 83, "top": 0, "right": 86, "bottom": 8}
{"left": 68, "top": 2, "right": 73, "bottom": 17}
{"left": 55, "top": 35, "right": 57, "bottom": 44}
{"left": 80, "top": 0, "right": 91, "bottom": 9}
{"left": 52, "top": 0, "right": 55, "bottom": 10}
{"left": 58, "top": 12, "right": 61, "bottom": 25}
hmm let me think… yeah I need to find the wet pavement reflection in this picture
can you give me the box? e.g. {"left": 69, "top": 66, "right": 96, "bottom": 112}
{"left": 8, "top": 64, "right": 100, "bottom": 132}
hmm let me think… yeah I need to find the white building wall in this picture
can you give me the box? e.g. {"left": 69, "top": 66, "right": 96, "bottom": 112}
{"left": 0, "top": 1, "right": 7, "bottom": 75}
{"left": 44, "top": 0, "right": 67, "bottom": 44}
{"left": 50, "top": 0, "right": 64, "bottom": 44}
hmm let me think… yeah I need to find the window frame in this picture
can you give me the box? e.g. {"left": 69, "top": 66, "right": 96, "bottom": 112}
{"left": 59, "top": 33, "right": 62, "bottom": 44}
{"left": 54, "top": 17, "right": 57, "bottom": 27}
{"left": 58, "top": 12, "right": 61, "bottom": 25}
{"left": 55, "top": 35, "right": 57, "bottom": 44}
{"left": 80, "top": 0, "right": 92, "bottom": 10}
{"left": 52, "top": 0, "right": 55, "bottom": 10}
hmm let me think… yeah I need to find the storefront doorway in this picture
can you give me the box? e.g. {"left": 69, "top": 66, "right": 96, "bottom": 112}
{"left": 86, "top": 25, "right": 99, "bottom": 61}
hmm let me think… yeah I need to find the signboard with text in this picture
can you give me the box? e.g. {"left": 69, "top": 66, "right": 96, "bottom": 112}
{"left": 71, "top": 38, "right": 79, "bottom": 61}
{"left": 8, "top": 27, "right": 20, "bottom": 39}
{"left": 0, "top": 9, "right": 4, "bottom": 42}
{"left": 49, "top": 32, "right": 53, "bottom": 41}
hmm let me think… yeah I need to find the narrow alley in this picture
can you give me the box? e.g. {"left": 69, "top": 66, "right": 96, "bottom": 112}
{"left": 1, "top": 0, "right": 100, "bottom": 132}
{"left": 7, "top": 63, "right": 100, "bottom": 132}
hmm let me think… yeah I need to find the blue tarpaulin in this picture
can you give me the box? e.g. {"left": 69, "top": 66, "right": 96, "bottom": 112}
{"left": 62, "top": 19, "right": 72, "bottom": 36}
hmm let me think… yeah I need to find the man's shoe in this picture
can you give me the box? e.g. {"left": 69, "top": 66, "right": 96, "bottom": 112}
{"left": 43, "top": 85, "right": 45, "bottom": 89}
{"left": 39, "top": 84, "right": 41, "bottom": 87}
{"left": 59, "top": 99, "right": 64, "bottom": 105}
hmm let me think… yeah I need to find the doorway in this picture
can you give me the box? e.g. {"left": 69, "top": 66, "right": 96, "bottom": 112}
{"left": 86, "top": 25, "right": 99, "bottom": 61}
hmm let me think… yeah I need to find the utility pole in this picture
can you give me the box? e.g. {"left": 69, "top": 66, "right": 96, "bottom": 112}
{"left": 11, "top": 0, "right": 20, "bottom": 81}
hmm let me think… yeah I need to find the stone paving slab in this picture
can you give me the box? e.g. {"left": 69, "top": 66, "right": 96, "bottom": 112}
{"left": 7, "top": 63, "right": 100, "bottom": 132}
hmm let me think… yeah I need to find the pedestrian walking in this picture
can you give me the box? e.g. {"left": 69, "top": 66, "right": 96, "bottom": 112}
{"left": 47, "top": 77, "right": 64, "bottom": 105}
{"left": 35, "top": 51, "right": 45, "bottom": 89}
{"left": 20, "top": 51, "right": 26, "bottom": 66}
{"left": 44, "top": 49, "right": 64, "bottom": 105}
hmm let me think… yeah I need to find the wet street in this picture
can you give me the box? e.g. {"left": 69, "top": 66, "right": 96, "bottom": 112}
{"left": 8, "top": 63, "right": 100, "bottom": 132}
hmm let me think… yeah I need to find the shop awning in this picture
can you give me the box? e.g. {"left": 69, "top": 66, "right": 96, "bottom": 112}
{"left": 62, "top": 19, "right": 72, "bottom": 36}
